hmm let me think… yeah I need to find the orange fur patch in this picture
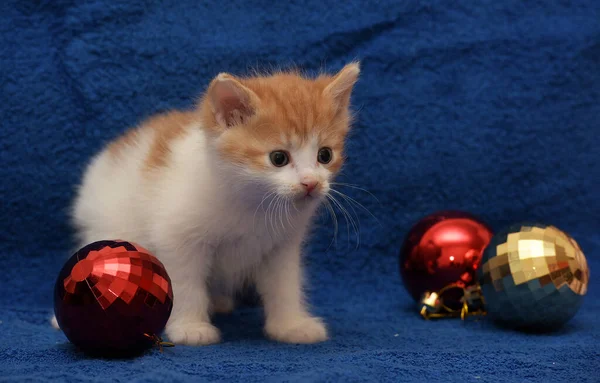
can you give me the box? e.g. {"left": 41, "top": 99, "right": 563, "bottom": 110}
{"left": 108, "top": 65, "right": 357, "bottom": 173}
{"left": 107, "top": 110, "right": 199, "bottom": 170}
{"left": 143, "top": 110, "right": 198, "bottom": 170}
{"left": 199, "top": 70, "right": 356, "bottom": 172}
{"left": 107, "top": 127, "right": 140, "bottom": 159}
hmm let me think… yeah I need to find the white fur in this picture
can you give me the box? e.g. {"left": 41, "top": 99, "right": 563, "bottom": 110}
{"left": 53, "top": 121, "right": 334, "bottom": 346}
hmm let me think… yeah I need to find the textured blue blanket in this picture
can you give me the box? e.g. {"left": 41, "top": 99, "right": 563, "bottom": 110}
{"left": 1, "top": 0, "right": 599, "bottom": 381}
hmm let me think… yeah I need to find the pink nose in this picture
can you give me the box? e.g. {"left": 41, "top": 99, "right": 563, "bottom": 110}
{"left": 301, "top": 181, "right": 318, "bottom": 194}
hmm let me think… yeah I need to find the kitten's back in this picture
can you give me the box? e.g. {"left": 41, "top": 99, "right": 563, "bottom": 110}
{"left": 71, "top": 110, "right": 198, "bottom": 246}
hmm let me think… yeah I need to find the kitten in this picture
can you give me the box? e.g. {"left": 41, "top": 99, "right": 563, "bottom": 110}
{"left": 51, "top": 62, "right": 361, "bottom": 345}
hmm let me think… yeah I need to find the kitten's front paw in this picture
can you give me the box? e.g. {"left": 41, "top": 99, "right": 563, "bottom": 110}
{"left": 50, "top": 315, "right": 60, "bottom": 330}
{"left": 166, "top": 321, "right": 221, "bottom": 346}
{"left": 265, "top": 316, "right": 328, "bottom": 344}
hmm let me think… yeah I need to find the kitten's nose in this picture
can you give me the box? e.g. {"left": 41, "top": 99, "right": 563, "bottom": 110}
{"left": 301, "top": 180, "right": 318, "bottom": 195}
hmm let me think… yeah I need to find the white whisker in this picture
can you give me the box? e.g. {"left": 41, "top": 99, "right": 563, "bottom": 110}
{"left": 322, "top": 198, "right": 338, "bottom": 250}
{"left": 276, "top": 194, "right": 285, "bottom": 234}
{"left": 266, "top": 193, "right": 278, "bottom": 236}
{"left": 254, "top": 191, "right": 276, "bottom": 225}
{"left": 326, "top": 194, "right": 358, "bottom": 249}
{"left": 329, "top": 182, "right": 381, "bottom": 205}
{"left": 329, "top": 188, "right": 380, "bottom": 225}
{"left": 284, "top": 198, "right": 295, "bottom": 229}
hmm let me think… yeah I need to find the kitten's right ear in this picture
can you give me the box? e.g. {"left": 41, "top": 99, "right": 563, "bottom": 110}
{"left": 206, "top": 74, "right": 259, "bottom": 129}
{"left": 323, "top": 62, "right": 360, "bottom": 112}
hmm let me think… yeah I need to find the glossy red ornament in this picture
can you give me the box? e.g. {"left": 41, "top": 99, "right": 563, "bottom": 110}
{"left": 54, "top": 240, "right": 173, "bottom": 356}
{"left": 399, "top": 211, "right": 493, "bottom": 310}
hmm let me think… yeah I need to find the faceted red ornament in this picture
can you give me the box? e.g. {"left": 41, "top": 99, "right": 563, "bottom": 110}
{"left": 399, "top": 211, "right": 493, "bottom": 310}
{"left": 54, "top": 240, "right": 173, "bottom": 356}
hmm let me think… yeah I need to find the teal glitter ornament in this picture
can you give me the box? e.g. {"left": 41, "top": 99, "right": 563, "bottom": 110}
{"left": 477, "top": 222, "right": 589, "bottom": 331}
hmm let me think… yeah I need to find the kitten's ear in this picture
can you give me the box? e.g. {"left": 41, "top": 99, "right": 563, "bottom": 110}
{"left": 207, "top": 73, "right": 259, "bottom": 128}
{"left": 323, "top": 61, "right": 360, "bottom": 111}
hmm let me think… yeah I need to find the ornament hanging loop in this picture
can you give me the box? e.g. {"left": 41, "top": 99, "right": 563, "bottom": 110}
{"left": 144, "top": 333, "right": 175, "bottom": 353}
{"left": 419, "top": 284, "right": 465, "bottom": 319}
{"left": 460, "top": 284, "right": 487, "bottom": 320}
{"left": 419, "top": 283, "right": 488, "bottom": 320}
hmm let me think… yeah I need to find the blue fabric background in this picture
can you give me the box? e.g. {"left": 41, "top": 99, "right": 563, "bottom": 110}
{"left": 1, "top": 0, "right": 599, "bottom": 381}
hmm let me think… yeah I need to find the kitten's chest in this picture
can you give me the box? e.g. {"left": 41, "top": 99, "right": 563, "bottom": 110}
{"left": 215, "top": 217, "right": 290, "bottom": 261}
{"left": 204, "top": 198, "right": 302, "bottom": 283}
{"left": 210, "top": 231, "right": 280, "bottom": 287}
{"left": 214, "top": 204, "right": 289, "bottom": 254}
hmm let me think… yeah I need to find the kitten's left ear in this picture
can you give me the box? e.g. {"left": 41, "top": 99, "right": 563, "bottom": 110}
{"left": 323, "top": 61, "right": 360, "bottom": 111}
{"left": 206, "top": 73, "right": 260, "bottom": 129}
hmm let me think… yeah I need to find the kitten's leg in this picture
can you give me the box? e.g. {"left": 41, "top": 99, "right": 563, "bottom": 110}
{"left": 255, "top": 242, "right": 328, "bottom": 344}
{"left": 208, "top": 265, "right": 236, "bottom": 314}
{"left": 50, "top": 315, "right": 60, "bottom": 330}
{"left": 211, "top": 295, "right": 235, "bottom": 314}
{"left": 162, "top": 244, "right": 221, "bottom": 346}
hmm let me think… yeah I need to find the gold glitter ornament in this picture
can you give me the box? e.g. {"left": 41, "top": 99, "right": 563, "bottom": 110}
{"left": 477, "top": 223, "right": 589, "bottom": 331}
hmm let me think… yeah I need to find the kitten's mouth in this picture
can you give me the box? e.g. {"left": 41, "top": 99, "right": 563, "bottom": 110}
{"left": 300, "top": 192, "right": 321, "bottom": 201}
{"left": 292, "top": 193, "right": 313, "bottom": 203}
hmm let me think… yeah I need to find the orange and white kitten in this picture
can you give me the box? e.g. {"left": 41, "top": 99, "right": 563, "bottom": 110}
{"left": 52, "top": 62, "right": 360, "bottom": 345}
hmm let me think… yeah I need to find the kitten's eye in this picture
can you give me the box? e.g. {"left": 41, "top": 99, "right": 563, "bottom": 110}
{"left": 317, "top": 147, "right": 333, "bottom": 164}
{"left": 269, "top": 151, "right": 289, "bottom": 167}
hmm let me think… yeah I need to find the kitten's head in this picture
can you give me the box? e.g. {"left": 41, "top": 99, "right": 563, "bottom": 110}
{"left": 200, "top": 62, "right": 360, "bottom": 209}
